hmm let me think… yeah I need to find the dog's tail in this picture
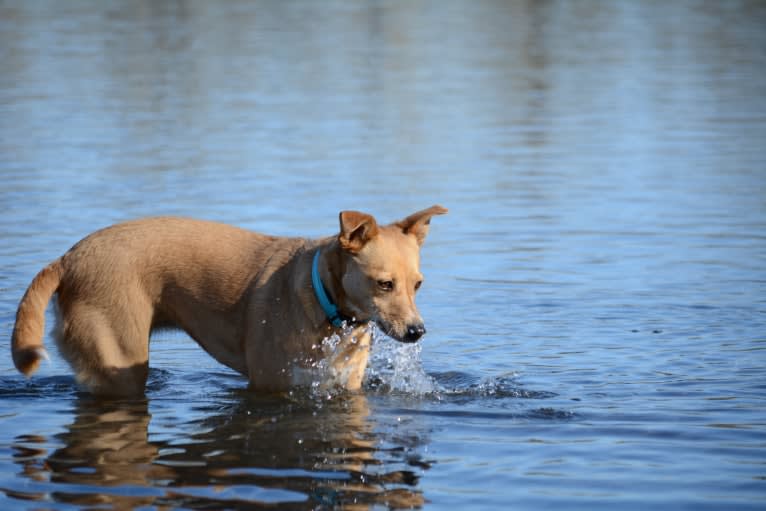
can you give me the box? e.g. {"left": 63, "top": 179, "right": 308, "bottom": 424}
{"left": 11, "top": 259, "right": 63, "bottom": 376}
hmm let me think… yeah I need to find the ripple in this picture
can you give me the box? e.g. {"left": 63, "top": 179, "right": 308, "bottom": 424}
{"left": 428, "top": 371, "right": 556, "bottom": 399}
{"left": 0, "top": 375, "right": 78, "bottom": 399}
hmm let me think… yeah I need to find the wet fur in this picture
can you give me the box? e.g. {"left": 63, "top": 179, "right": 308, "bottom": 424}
{"left": 10, "top": 206, "right": 447, "bottom": 397}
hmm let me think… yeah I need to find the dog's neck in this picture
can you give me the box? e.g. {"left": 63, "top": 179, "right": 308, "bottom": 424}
{"left": 312, "top": 249, "right": 343, "bottom": 327}
{"left": 310, "top": 242, "right": 356, "bottom": 328}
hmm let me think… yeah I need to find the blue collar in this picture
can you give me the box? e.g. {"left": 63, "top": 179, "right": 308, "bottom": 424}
{"left": 312, "top": 250, "right": 344, "bottom": 327}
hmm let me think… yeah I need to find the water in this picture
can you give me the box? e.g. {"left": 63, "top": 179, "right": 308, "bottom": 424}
{"left": 1, "top": 0, "right": 765, "bottom": 508}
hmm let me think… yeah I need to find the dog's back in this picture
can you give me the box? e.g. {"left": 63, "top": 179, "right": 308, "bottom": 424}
{"left": 13, "top": 217, "right": 302, "bottom": 395}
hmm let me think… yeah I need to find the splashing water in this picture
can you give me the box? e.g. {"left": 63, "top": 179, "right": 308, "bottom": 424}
{"left": 365, "top": 324, "right": 439, "bottom": 396}
{"left": 300, "top": 325, "right": 350, "bottom": 396}
{"left": 304, "top": 324, "right": 543, "bottom": 402}
{"left": 295, "top": 322, "right": 438, "bottom": 398}
{"left": 291, "top": 322, "right": 372, "bottom": 398}
{"left": 364, "top": 328, "right": 555, "bottom": 402}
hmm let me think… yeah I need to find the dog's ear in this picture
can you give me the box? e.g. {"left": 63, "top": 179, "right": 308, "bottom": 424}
{"left": 339, "top": 210, "right": 379, "bottom": 253}
{"left": 395, "top": 205, "right": 448, "bottom": 246}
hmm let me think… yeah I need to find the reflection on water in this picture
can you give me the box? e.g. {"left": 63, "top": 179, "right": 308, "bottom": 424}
{"left": 1, "top": 359, "right": 566, "bottom": 509}
{"left": 10, "top": 393, "right": 426, "bottom": 509}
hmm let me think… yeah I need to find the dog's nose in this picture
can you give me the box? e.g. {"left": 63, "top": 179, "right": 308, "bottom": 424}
{"left": 404, "top": 324, "right": 426, "bottom": 342}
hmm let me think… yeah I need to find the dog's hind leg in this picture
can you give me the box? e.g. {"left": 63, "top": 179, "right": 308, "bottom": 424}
{"left": 55, "top": 297, "right": 152, "bottom": 397}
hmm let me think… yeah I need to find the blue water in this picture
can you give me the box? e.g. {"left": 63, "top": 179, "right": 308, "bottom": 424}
{"left": 1, "top": 1, "right": 765, "bottom": 509}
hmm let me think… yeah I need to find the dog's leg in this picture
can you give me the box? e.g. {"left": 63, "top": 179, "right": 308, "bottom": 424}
{"left": 56, "top": 298, "right": 151, "bottom": 397}
{"left": 323, "top": 327, "right": 372, "bottom": 391}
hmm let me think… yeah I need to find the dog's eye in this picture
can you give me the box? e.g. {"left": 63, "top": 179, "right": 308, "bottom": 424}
{"left": 414, "top": 280, "right": 423, "bottom": 291}
{"left": 377, "top": 280, "right": 394, "bottom": 292}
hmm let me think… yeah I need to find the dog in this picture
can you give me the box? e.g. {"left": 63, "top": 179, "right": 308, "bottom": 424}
{"left": 11, "top": 206, "right": 447, "bottom": 396}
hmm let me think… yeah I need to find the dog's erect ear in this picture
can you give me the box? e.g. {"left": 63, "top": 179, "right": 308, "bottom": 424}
{"left": 339, "top": 210, "right": 380, "bottom": 253}
{"left": 395, "top": 205, "right": 448, "bottom": 246}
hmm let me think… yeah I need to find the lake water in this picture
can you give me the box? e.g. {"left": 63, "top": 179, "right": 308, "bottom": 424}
{"left": 1, "top": 1, "right": 765, "bottom": 509}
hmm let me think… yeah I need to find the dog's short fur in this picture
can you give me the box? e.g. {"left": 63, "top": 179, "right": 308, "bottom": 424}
{"left": 11, "top": 206, "right": 446, "bottom": 396}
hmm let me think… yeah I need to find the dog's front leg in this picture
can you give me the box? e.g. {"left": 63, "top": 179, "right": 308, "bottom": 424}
{"left": 322, "top": 325, "right": 372, "bottom": 391}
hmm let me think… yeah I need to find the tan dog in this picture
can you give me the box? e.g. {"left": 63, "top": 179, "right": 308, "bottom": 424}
{"left": 11, "top": 206, "right": 447, "bottom": 396}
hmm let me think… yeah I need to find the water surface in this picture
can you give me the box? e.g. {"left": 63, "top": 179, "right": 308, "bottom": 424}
{"left": 1, "top": 1, "right": 765, "bottom": 509}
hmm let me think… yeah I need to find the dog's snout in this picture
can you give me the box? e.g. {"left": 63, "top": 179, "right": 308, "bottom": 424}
{"left": 403, "top": 323, "right": 426, "bottom": 343}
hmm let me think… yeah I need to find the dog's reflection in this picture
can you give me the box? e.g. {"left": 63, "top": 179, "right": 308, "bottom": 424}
{"left": 17, "top": 392, "right": 427, "bottom": 509}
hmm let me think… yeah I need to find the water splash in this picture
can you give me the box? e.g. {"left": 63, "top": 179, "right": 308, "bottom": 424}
{"left": 306, "top": 334, "right": 340, "bottom": 400}
{"left": 292, "top": 322, "right": 374, "bottom": 399}
{"left": 363, "top": 327, "right": 557, "bottom": 401}
{"left": 365, "top": 325, "right": 439, "bottom": 396}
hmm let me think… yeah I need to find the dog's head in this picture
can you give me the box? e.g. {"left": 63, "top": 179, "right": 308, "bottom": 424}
{"left": 336, "top": 205, "right": 447, "bottom": 343}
